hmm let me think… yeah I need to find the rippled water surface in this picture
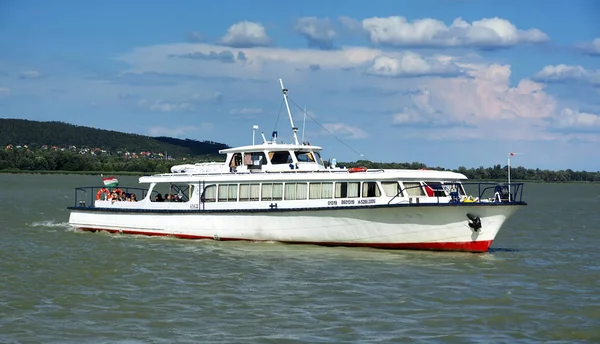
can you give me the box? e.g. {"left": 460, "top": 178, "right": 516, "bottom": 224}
{"left": 1, "top": 174, "right": 599, "bottom": 343}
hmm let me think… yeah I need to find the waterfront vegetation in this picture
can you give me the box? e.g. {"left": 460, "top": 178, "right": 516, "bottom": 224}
{"left": 2, "top": 118, "right": 598, "bottom": 182}
{"left": 1, "top": 149, "right": 598, "bottom": 182}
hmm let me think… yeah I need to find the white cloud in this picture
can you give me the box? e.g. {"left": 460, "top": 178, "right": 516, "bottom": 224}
{"left": 576, "top": 38, "right": 600, "bottom": 56}
{"left": 430, "top": 63, "right": 556, "bottom": 121}
{"left": 552, "top": 108, "right": 600, "bottom": 131}
{"left": 187, "top": 31, "right": 204, "bottom": 42}
{"left": 116, "top": 43, "right": 384, "bottom": 79}
{"left": 532, "top": 65, "right": 600, "bottom": 86}
{"left": 19, "top": 70, "right": 43, "bottom": 79}
{"left": 359, "top": 16, "right": 548, "bottom": 48}
{"left": 322, "top": 122, "right": 368, "bottom": 139}
{"left": 366, "top": 53, "right": 461, "bottom": 77}
{"left": 338, "top": 16, "right": 362, "bottom": 32}
{"left": 294, "top": 17, "right": 336, "bottom": 50}
{"left": 230, "top": 107, "right": 263, "bottom": 115}
{"left": 219, "top": 21, "right": 271, "bottom": 48}
{"left": 392, "top": 89, "right": 464, "bottom": 127}
{"left": 0, "top": 87, "right": 10, "bottom": 96}
{"left": 138, "top": 99, "right": 196, "bottom": 112}
{"left": 148, "top": 124, "right": 211, "bottom": 137}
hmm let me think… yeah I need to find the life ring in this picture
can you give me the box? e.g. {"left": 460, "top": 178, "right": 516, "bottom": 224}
{"left": 348, "top": 167, "right": 367, "bottom": 173}
{"left": 96, "top": 188, "right": 110, "bottom": 200}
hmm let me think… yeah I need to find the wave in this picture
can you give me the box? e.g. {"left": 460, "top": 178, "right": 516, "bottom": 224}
{"left": 28, "top": 220, "right": 72, "bottom": 229}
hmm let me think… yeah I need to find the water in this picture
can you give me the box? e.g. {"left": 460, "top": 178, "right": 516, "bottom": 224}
{"left": 1, "top": 174, "right": 599, "bottom": 343}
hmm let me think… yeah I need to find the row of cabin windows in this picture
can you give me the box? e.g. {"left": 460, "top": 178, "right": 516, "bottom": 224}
{"left": 203, "top": 181, "right": 456, "bottom": 202}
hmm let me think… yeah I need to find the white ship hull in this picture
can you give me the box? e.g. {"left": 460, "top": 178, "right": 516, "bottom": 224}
{"left": 69, "top": 204, "right": 520, "bottom": 252}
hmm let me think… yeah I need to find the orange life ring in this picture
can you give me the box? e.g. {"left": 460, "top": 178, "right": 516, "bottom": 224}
{"left": 96, "top": 188, "right": 110, "bottom": 200}
{"left": 348, "top": 167, "right": 367, "bottom": 173}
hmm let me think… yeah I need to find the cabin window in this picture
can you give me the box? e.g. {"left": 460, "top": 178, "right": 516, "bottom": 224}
{"left": 218, "top": 184, "right": 238, "bottom": 202}
{"left": 362, "top": 182, "right": 381, "bottom": 198}
{"left": 261, "top": 183, "right": 283, "bottom": 201}
{"left": 403, "top": 182, "right": 424, "bottom": 196}
{"left": 239, "top": 183, "right": 260, "bottom": 201}
{"left": 202, "top": 185, "right": 217, "bottom": 202}
{"left": 284, "top": 182, "right": 308, "bottom": 200}
{"left": 295, "top": 151, "right": 315, "bottom": 162}
{"left": 424, "top": 182, "right": 447, "bottom": 197}
{"left": 382, "top": 182, "right": 401, "bottom": 197}
{"left": 335, "top": 182, "right": 360, "bottom": 198}
{"left": 269, "top": 151, "right": 293, "bottom": 164}
{"left": 309, "top": 182, "right": 334, "bottom": 199}
{"left": 152, "top": 183, "right": 193, "bottom": 202}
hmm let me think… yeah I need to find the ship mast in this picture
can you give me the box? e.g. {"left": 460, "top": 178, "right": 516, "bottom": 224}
{"left": 279, "top": 78, "right": 299, "bottom": 145}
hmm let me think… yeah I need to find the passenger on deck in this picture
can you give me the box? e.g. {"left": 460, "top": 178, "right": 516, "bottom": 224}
{"left": 165, "top": 194, "right": 172, "bottom": 202}
{"left": 130, "top": 194, "right": 137, "bottom": 202}
{"left": 113, "top": 187, "right": 123, "bottom": 196}
{"left": 110, "top": 192, "right": 120, "bottom": 203}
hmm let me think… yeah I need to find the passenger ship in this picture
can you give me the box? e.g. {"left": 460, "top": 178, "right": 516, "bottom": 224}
{"left": 68, "top": 80, "right": 527, "bottom": 253}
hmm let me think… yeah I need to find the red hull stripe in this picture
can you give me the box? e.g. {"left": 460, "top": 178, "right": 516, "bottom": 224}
{"left": 77, "top": 227, "right": 493, "bottom": 253}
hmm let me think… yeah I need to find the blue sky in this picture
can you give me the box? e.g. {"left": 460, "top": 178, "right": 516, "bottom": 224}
{"left": 1, "top": 0, "right": 599, "bottom": 171}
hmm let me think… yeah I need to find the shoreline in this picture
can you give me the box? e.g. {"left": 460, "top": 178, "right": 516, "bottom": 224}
{"left": 0, "top": 170, "right": 147, "bottom": 176}
{"left": 1, "top": 169, "right": 598, "bottom": 184}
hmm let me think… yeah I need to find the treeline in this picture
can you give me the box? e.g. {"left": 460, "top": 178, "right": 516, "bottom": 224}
{"left": 0, "top": 118, "right": 229, "bottom": 157}
{"left": 0, "top": 149, "right": 220, "bottom": 173}
{"left": 1, "top": 150, "right": 598, "bottom": 182}
{"left": 342, "top": 160, "right": 600, "bottom": 183}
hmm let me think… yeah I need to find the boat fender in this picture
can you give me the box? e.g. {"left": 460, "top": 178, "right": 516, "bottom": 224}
{"left": 466, "top": 213, "right": 482, "bottom": 232}
{"left": 213, "top": 234, "right": 220, "bottom": 241}
{"left": 289, "top": 163, "right": 295, "bottom": 170}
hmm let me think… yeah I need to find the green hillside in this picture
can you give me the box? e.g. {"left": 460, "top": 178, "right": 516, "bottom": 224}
{"left": 0, "top": 118, "right": 229, "bottom": 157}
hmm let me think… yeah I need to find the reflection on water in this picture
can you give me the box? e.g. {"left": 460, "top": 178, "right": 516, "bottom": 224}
{"left": 1, "top": 174, "right": 599, "bottom": 343}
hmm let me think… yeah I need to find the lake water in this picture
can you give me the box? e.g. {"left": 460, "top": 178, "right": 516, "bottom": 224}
{"left": 1, "top": 174, "right": 599, "bottom": 343}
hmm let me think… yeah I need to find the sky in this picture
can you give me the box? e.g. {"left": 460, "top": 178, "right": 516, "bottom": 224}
{"left": 1, "top": 0, "right": 599, "bottom": 171}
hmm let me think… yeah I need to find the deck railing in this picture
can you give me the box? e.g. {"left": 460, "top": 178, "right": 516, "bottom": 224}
{"left": 71, "top": 181, "right": 525, "bottom": 209}
{"left": 388, "top": 182, "right": 525, "bottom": 205}
{"left": 72, "top": 186, "right": 152, "bottom": 208}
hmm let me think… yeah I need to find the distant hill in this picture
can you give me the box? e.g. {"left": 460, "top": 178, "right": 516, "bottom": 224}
{"left": 0, "top": 118, "right": 229, "bottom": 157}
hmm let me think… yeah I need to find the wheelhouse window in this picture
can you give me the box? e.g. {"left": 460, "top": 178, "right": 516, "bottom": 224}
{"left": 284, "top": 182, "right": 308, "bottom": 200}
{"left": 309, "top": 182, "right": 334, "bottom": 199}
{"left": 362, "top": 182, "right": 381, "bottom": 198}
{"left": 269, "top": 151, "right": 293, "bottom": 164}
{"left": 202, "top": 185, "right": 217, "bottom": 202}
{"left": 261, "top": 183, "right": 283, "bottom": 201}
{"left": 403, "top": 182, "right": 424, "bottom": 197}
{"left": 335, "top": 182, "right": 360, "bottom": 198}
{"left": 230, "top": 153, "right": 242, "bottom": 168}
{"left": 245, "top": 152, "right": 266, "bottom": 169}
{"left": 381, "top": 181, "right": 401, "bottom": 197}
{"left": 239, "top": 183, "right": 260, "bottom": 201}
{"left": 295, "top": 151, "right": 315, "bottom": 163}
{"left": 218, "top": 184, "right": 238, "bottom": 202}
{"left": 314, "top": 152, "right": 324, "bottom": 165}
